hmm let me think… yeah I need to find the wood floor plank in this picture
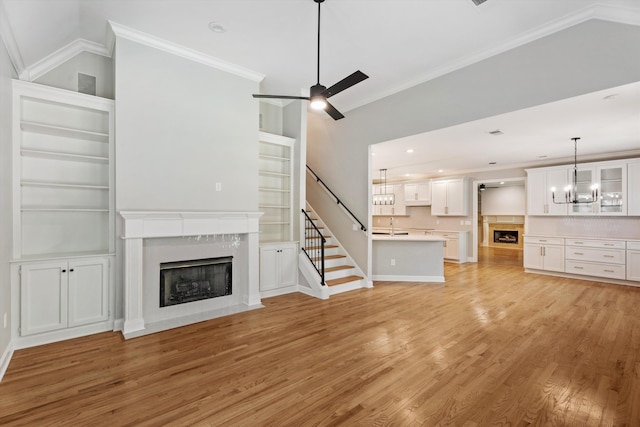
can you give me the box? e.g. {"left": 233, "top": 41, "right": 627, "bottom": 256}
{"left": 2, "top": 261, "right": 640, "bottom": 425}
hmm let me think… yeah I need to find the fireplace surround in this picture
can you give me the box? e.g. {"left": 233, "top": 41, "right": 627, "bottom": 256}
{"left": 119, "top": 211, "right": 262, "bottom": 339}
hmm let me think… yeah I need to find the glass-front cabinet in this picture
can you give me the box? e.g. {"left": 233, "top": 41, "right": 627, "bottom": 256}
{"left": 568, "top": 163, "right": 627, "bottom": 216}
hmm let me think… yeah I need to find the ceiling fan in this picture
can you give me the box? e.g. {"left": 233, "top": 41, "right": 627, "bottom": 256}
{"left": 252, "top": 0, "right": 368, "bottom": 120}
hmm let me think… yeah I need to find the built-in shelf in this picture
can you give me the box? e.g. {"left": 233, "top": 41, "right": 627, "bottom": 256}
{"left": 21, "top": 181, "right": 109, "bottom": 190}
{"left": 259, "top": 154, "right": 290, "bottom": 162}
{"left": 21, "top": 148, "right": 109, "bottom": 164}
{"left": 21, "top": 208, "right": 109, "bottom": 212}
{"left": 259, "top": 171, "right": 290, "bottom": 178}
{"left": 259, "top": 187, "right": 290, "bottom": 193}
{"left": 259, "top": 205, "right": 290, "bottom": 209}
{"left": 260, "top": 221, "right": 291, "bottom": 225}
{"left": 21, "top": 121, "right": 109, "bottom": 143}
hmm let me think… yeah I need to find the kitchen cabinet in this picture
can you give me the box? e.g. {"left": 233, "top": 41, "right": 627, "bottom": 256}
{"left": 627, "top": 241, "right": 640, "bottom": 281}
{"left": 526, "top": 168, "right": 567, "bottom": 215}
{"left": 626, "top": 160, "right": 640, "bottom": 216}
{"left": 564, "top": 238, "right": 625, "bottom": 279}
{"left": 567, "top": 164, "right": 626, "bottom": 216}
{"left": 404, "top": 181, "right": 431, "bottom": 206}
{"left": 433, "top": 231, "right": 468, "bottom": 263}
{"left": 260, "top": 242, "right": 298, "bottom": 292}
{"left": 524, "top": 236, "right": 565, "bottom": 272}
{"left": 20, "top": 257, "right": 109, "bottom": 336}
{"left": 431, "top": 178, "right": 468, "bottom": 216}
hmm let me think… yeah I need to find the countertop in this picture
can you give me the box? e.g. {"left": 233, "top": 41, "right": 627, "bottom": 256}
{"left": 524, "top": 234, "right": 640, "bottom": 243}
{"left": 372, "top": 234, "right": 446, "bottom": 242}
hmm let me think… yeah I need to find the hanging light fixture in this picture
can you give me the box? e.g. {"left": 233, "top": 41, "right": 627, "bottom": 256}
{"left": 552, "top": 137, "right": 598, "bottom": 204}
{"left": 372, "top": 169, "right": 395, "bottom": 205}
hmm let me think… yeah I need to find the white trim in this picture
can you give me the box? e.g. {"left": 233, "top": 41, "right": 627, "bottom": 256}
{"left": 297, "top": 283, "right": 329, "bottom": 300}
{"left": 13, "top": 321, "right": 114, "bottom": 350}
{"left": 372, "top": 275, "right": 445, "bottom": 283}
{"left": 259, "top": 285, "right": 299, "bottom": 299}
{"left": 0, "top": 1, "right": 24, "bottom": 77}
{"left": 113, "top": 318, "right": 124, "bottom": 332}
{"left": 524, "top": 268, "right": 640, "bottom": 288}
{"left": 25, "top": 39, "right": 111, "bottom": 82}
{"left": 108, "top": 21, "right": 264, "bottom": 83}
{"left": 343, "top": 3, "right": 640, "bottom": 113}
{"left": 0, "top": 342, "right": 14, "bottom": 383}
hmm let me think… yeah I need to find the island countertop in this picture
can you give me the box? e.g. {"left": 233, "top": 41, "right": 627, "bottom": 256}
{"left": 372, "top": 234, "right": 446, "bottom": 242}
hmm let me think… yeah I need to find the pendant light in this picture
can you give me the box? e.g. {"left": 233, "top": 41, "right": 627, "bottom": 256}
{"left": 372, "top": 169, "right": 395, "bottom": 205}
{"left": 552, "top": 137, "right": 598, "bottom": 204}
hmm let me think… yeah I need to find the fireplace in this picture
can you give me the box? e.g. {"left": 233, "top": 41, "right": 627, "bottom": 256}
{"left": 160, "top": 257, "right": 232, "bottom": 307}
{"left": 494, "top": 230, "right": 519, "bottom": 245}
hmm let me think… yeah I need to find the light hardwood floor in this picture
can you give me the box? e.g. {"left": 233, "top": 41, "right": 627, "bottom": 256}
{"left": 2, "top": 262, "right": 640, "bottom": 426}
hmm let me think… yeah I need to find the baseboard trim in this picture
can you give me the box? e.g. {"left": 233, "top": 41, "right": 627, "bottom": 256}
{"left": 0, "top": 341, "right": 14, "bottom": 383}
{"left": 297, "top": 284, "right": 329, "bottom": 300}
{"left": 372, "top": 275, "right": 445, "bottom": 283}
{"left": 524, "top": 269, "right": 640, "bottom": 288}
{"left": 260, "top": 285, "right": 299, "bottom": 299}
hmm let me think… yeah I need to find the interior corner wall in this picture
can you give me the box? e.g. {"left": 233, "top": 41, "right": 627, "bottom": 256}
{"left": 0, "top": 34, "right": 17, "bottom": 372}
{"left": 306, "top": 20, "right": 640, "bottom": 272}
{"left": 114, "top": 37, "right": 259, "bottom": 212}
{"left": 481, "top": 186, "right": 526, "bottom": 216}
{"left": 34, "top": 51, "right": 114, "bottom": 99}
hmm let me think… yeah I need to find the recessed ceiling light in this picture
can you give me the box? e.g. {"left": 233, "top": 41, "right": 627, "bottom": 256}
{"left": 371, "top": 152, "right": 376, "bottom": 156}
{"left": 406, "top": 149, "right": 414, "bottom": 153}
{"left": 500, "top": 181, "right": 505, "bottom": 185}
{"left": 405, "top": 173, "right": 411, "bottom": 177}
{"left": 208, "top": 22, "right": 226, "bottom": 33}
{"left": 438, "top": 169, "right": 443, "bottom": 173}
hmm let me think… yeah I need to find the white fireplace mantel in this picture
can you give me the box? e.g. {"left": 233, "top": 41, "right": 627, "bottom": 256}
{"left": 119, "top": 211, "right": 263, "bottom": 338}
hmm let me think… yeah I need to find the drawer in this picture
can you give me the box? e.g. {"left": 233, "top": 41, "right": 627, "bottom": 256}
{"left": 565, "top": 239, "right": 625, "bottom": 249}
{"left": 524, "top": 236, "right": 564, "bottom": 245}
{"left": 627, "top": 241, "right": 640, "bottom": 251}
{"left": 565, "top": 260, "right": 625, "bottom": 280}
{"left": 434, "top": 232, "right": 459, "bottom": 239}
{"left": 565, "top": 246, "right": 625, "bottom": 264}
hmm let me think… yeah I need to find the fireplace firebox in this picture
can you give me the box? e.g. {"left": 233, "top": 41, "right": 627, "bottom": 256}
{"left": 160, "top": 257, "right": 232, "bottom": 307}
{"left": 493, "top": 230, "right": 519, "bottom": 245}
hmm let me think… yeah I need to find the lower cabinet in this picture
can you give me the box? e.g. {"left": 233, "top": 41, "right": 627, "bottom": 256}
{"left": 564, "top": 239, "right": 626, "bottom": 280}
{"left": 523, "top": 237, "right": 565, "bottom": 272}
{"left": 433, "top": 231, "right": 468, "bottom": 263}
{"left": 626, "top": 241, "right": 640, "bottom": 281}
{"left": 20, "top": 257, "right": 109, "bottom": 336}
{"left": 259, "top": 242, "right": 298, "bottom": 292}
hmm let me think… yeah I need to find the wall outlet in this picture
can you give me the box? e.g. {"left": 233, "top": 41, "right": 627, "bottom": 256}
{"left": 352, "top": 223, "right": 358, "bottom": 231}
{"left": 377, "top": 218, "right": 380, "bottom": 224}
{"left": 460, "top": 220, "right": 464, "bottom": 225}
{"left": 436, "top": 220, "right": 440, "bottom": 225}
{"left": 391, "top": 259, "right": 396, "bottom": 266}
{"left": 215, "top": 182, "right": 222, "bottom": 192}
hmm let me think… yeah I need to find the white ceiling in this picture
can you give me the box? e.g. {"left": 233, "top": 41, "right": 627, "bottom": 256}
{"left": 2, "top": 0, "right": 639, "bottom": 178}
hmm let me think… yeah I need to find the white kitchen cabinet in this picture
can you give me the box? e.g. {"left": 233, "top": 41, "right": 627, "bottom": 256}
{"left": 433, "top": 231, "right": 468, "bottom": 263}
{"left": 404, "top": 181, "right": 431, "bottom": 206}
{"left": 626, "top": 241, "right": 640, "bottom": 281}
{"left": 526, "top": 168, "right": 568, "bottom": 216}
{"left": 20, "top": 257, "right": 108, "bottom": 336}
{"left": 628, "top": 160, "right": 640, "bottom": 216}
{"left": 260, "top": 242, "right": 298, "bottom": 292}
{"left": 258, "top": 132, "right": 295, "bottom": 243}
{"left": 564, "top": 238, "right": 626, "bottom": 280}
{"left": 524, "top": 236, "right": 565, "bottom": 272}
{"left": 567, "top": 164, "right": 626, "bottom": 216}
{"left": 431, "top": 178, "right": 468, "bottom": 216}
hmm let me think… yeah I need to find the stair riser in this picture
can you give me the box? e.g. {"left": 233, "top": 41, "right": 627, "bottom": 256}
{"left": 328, "top": 279, "right": 365, "bottom": 296}
{"left": 324, "top": 268, "right": 356, "bottom": 281}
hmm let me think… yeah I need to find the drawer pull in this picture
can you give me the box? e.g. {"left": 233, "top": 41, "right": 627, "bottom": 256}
{"left": 604, "top": 243, "right": 614, "bottom": 246}
{"left": 574, "top": 252, "right": 584, "bottom": 255}
{"left": 574, "top": 266, "right": 584, "bottom": 269}
{"left": 539, "top": 239, "right": 547, "bottom": 242}
{"left": 574, "top": 242, "right": 584, "bottom": 244}
{"left": 604, "top": 270, "right": 615, "bottom": 273}
{"left": 603, "top": 255, "right": 614, "bottom": 258}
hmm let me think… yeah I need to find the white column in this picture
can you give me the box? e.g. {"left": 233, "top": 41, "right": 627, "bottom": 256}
{"left": 123, "top": 237, "right": 145, "bottom": 337}
{"left": 245, "top": 231, "right": 261, "bottom": 306}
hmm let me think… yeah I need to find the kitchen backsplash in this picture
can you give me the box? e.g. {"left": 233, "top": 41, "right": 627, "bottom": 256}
{"left": 373, "top": 206, "right": 473, "bottom": 231}
{"left": 526, "top": 216, "right": 640, "bottom": 240}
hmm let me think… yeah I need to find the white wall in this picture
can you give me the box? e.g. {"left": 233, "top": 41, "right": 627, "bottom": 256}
{"left": 307, "top": 20, "right": 640, "bottom": 274}
{"left": 0, "top": 32, "right": 17, "bottom": 375}
{"left": 114, "top": 38, "right": 259, "bottom": 211}
{"left": 481, "top": 186, "right": 525, "bottom": 216}
{"left": 34, "top": 51, "right": 114, "bottom": 99}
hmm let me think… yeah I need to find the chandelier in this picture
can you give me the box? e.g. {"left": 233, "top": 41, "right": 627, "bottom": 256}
{"left": 552, "top": 137, "right": 598, "bottom": 204}
{"left": 372, "top": 169, "right": 395, "bottom": 205}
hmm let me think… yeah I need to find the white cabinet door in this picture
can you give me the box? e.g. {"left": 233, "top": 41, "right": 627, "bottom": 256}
{"left": 430, "top": 180, "right": 448, "bottom": 215}
{"left": 628, "top": 250, "right": 640, "bottom": 281}
{"left": 446, "top": 179, "right": 465, "bottom": 215}
{"left": 524, "top": 244, "right": 544, "bottom": 270}
{"left": 20, "top": 262, "right": 68, "bottom": 336}
{"left": 260, "top": 243, "right": 298, "bottom": 291}
{"left": 279, "top": 245, "right": 298, "bottom": 287}
{"left": 597, "top": 164, "right": 626, "bottom": 215}
{"left": 68, "top": 258, "right": 109, "bottom": 327}
{"left": 444, "top": 239, "right": 459, "bottom": 260}
{"left": 628, "top": 160, "right": 640, "bottom": 216}
{"left": 527, "top": 171, "right": 547, "bottom": 215}
{"left": 543, "top": 245, "right": 565, "bottom": 272}
{"left": 259, "top": 246, "right": 280, "bottom": 291}
{"left": 404, "top": 181, "right": 431, "bottom": 206}
{"left": 524, "top": 243, "right": 563, "bottom": 271}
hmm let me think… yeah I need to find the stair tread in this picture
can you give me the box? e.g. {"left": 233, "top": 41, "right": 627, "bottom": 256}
{"left": 305, "top": 244, "right": 338, "bottom": 250}
{"left": 326, "top": 275, "right": 364, "bottom": 287}
{"left": 325, "top": 265, "right": 354, "bottom": 273}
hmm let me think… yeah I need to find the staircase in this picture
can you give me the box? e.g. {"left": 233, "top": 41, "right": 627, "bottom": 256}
{"left": 300, "top": 204, "right": 369, "bottom": 298}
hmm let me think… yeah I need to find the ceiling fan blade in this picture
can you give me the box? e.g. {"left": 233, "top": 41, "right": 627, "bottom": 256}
{"left": 324, "top": 101, "right": 345, "bottom": 120}
{"left": 252, "top": 94, "right": 311, "bottom": 100}
{"left": 322, "top": 70, "right": 369, "bottom": 98}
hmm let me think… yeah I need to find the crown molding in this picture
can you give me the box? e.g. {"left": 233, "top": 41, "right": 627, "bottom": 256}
{"left": 23, "top": 38, "right": 111, "bottom": 82}
{"left": 108, "top": 21, "right": 264, "bottom": 83}
{"left": 344, "top": 3, "right": 640, "bottom": 113}
{"left": 0, "top": 0, "right": 25, "bottom": 77}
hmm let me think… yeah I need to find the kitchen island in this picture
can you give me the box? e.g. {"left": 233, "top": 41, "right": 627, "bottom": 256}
{"left": 372, "top": 233, "right": 446, "bottom": 282}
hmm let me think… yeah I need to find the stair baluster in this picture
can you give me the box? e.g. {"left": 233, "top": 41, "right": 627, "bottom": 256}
{"left": 301, "top": 209, "right": 326, "bottom": 286}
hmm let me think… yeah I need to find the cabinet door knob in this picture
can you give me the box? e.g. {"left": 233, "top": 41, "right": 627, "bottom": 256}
{"left": 69, "top": 268, "right": 74, "bottom": 272}
{"left": 62, "top": 269, "right": 66, "bottom": 273}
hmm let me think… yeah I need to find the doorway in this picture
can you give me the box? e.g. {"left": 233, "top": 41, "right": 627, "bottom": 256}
{"left": 472, "top": 178, "right": 525, "bottom": 266}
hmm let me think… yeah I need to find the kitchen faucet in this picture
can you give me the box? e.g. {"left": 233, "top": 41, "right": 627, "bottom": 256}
{"left": 390, "top": 217, "right": 394, "bottom": 236}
